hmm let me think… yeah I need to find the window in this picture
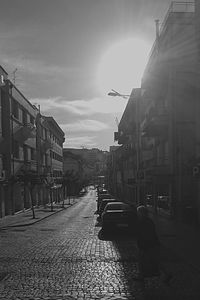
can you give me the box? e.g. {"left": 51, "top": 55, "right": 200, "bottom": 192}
{"left": 12, "top": 99, "right": 19, "bottom": 119}
{"left": 42, "top": 127, "right": 46, "bottom": 140}
{"left": 1, "top": 90, "right": 6, "bottom": 137}
{"left": 23, "top": 145, "right": 28, "bottom": 161}
{"left": 30, "top": 148, "right": 36, "bottom": 160}
{"left": 45, "top": 128, "right": 47, "bottom": 140}
{"left": 13, "top": 140, "right": 20, "bottom": 158}
{"left": 30, "top": 115, "right": 34, "bottom": 125}
{"left": 22, "top": 110, "right": 27, "bottom": 125}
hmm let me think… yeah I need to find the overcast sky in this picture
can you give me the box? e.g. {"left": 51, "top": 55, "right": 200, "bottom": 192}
{"left": 0, "top": 0, "right": 172, "bottom": 150}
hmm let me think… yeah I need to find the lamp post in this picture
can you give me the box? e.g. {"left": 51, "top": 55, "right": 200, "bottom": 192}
{"left": 107, "top": 89, "right": 130, "bottom": 99}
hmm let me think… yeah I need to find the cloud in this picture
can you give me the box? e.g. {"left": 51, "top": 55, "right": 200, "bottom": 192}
{"left": 1, "top": 54, "right": 79, "bottom": 77}
{"left": 61, "top": 119, "right": 109, "bottom": 133}
{"left": 63, "top": 135, "right": 97, "bottom": 148}
{"left": 30, "top": 95, "right": 128, "bottom": 116}
{"left": 65, "top": 97, "right": 127, "bottom": 115}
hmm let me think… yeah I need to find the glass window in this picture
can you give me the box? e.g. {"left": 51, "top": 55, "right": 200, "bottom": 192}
{"left": 12, "top": 99, "right": 19, "bottom": 119}
{"left": 30, "top": 115, "right": 34, "bottom": 125}
{"left": 30, "top": 148, "right": 36, "bottom": 160}
{"left": 22, "top": 110, "right": 27, "bottom": 125}
{"left": 13, "top": 140, "right": 20, "bottom": 158}
{"left": 23, "top": 145, "right": 28, "bottom": 161}
{"left": 45, "top": 128, "right": 47, "bottom": 140}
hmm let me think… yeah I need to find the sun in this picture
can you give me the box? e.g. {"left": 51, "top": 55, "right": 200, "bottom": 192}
{"left": 96, "top": 38, "right": 151, "bottom": 96}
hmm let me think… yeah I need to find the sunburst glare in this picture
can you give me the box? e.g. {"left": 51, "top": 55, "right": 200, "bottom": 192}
{"left": 96, "top": 38, "right": 151, "bottom": 96}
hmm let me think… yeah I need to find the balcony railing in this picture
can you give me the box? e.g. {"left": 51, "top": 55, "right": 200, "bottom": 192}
{"left": 13, "top": 123, "right": 36, "bottom": 143}
{"left": 23, "top": 160, "right": 37, "bottom": 171}
{"left": 41, "top": 139, "right": 52, "bottom": 152}
{"left": 160, "top": 1, "right": 195, "bottom": 33}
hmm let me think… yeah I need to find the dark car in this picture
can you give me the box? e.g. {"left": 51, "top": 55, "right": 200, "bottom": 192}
{"left": 101, "top": 202, "right": 137, "bottom": 231}
{"left": 97, "top": 193, "right": 113, "bottom": 212}
{"left": 97, "top": 187, "right": 108, "bottom": 196}
{"left": 98, "top": 198, "right": 117, "bottom": 218}
{"left": 97, "top": 198, "right": 117, "bottom": 221}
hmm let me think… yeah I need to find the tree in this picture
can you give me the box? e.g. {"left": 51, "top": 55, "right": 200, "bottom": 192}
{"left": 17, "top": 171, "right": 41, "bottom": 219}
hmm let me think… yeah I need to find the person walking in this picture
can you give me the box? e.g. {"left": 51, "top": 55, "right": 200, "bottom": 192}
{"left": 135, "top": 205, "right": 172, "bottom": 284}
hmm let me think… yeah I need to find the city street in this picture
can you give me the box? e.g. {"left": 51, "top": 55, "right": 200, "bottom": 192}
{"left": 1, "top": 188, "right": 200, "bottom": 300}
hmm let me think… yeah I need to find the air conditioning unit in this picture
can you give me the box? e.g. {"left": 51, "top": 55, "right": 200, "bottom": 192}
{"left": 0, "top": 170, "right": 6, "bottom": 181}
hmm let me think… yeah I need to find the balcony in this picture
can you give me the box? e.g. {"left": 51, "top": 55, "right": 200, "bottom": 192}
{"left": 41, "top": 139, "right": 52, "bottom": 153}
{"left": 13, "top": 123, "right": 36, "bottom": 144}
{"left": 23, "top": 160, "right": 37, "bottom": 172}
{"left": 114, "top": 130, "right": 129, "bottom": 145}
{"left": 43, "top": 166, "right": 52, "bottom": 175}
{"left": 121, "top": 143, "right": 136, "bottom": 158}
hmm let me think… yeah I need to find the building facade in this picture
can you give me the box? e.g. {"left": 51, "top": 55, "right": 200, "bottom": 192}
{"left": 0, "top": 66, "right": 65, "bottom": 218}
{"left": 0, "top": 66, "right": 38, "bottom": 217}
{"left": 141, "top": 1, "right": 198, "bottom": 221}
{"left": 36, "top": 115, "right": 65, "bottom": 206}
{"left": 110, "top": 2, "right": 200, "bottom": 225}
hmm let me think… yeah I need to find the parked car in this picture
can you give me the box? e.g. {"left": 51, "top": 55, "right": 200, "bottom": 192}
{"left": 97, "top": 198, "right": 117, "bottom": 220}
{"left": 101, "top": 202, "right": 137, "bottom": 231}
{"left": 97, "top": 193, "right": 113, "bottom": 212}
{"left": 97, "top": 187, "right": 107, "bottom": 197}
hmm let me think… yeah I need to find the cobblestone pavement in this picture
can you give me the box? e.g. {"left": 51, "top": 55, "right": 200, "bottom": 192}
{"left": 1, "top": 188, "right": 200, "bottom": 299}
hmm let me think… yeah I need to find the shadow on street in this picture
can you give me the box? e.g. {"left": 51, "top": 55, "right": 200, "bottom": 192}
{"left": 97, "top": 227, "right": 143, "bottom": 298}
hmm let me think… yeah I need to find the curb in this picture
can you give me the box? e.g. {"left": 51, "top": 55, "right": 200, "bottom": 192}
{"left": 0, "top": 204, "right": 73, "bottom": 230}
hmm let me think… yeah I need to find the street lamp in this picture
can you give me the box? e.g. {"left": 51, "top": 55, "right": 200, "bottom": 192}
{"left": 107, "top": 89, "right": 130, "bottom": 99}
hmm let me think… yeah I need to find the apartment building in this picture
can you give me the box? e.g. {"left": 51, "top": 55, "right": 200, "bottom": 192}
{"left": 35, "top": 114, "right": 64, "bottom": 205}
{"left": 0, "top": 66, "right": 38, "bottom": 217}
{"left": 141, "top": 1, "right": 198, "bottom": 221}
{"left": 0, "top": 66, "right": 65, "bottom": 218}
{"left": 111, "top": 2, "right": 200, "bottom": 225}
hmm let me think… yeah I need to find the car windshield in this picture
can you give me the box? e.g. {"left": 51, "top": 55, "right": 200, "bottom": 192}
{"left": 102, "top": 199, "right": 116, "bottom": 204}
{"left": 105, "top": 202, "right": 131, "bottom": 211}
{"left": 100, "top": 199, "right": 116, "bottom": 209}
{"left": 99, "top": 189, "right": 108, "bottom": 194}
{"left": 99, "top": 194, "right": 112, "bottom": 199}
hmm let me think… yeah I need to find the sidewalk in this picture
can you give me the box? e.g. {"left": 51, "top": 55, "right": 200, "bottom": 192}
{"left": 149, "top": 209, "right": 200, "bottom": 273}
{"left": 0, "top": 197, "right": 77, "bottom": 229}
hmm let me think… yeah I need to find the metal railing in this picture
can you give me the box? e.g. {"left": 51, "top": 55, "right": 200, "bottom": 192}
{"left": 160, "top": 1, "right": 195, "bottom": 33}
